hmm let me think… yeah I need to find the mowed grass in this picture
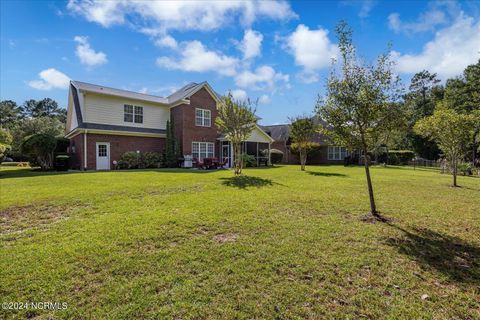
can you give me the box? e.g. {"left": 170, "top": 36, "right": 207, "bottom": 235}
{"left": 1, "top": 165, "right": 479, "bottom": 319}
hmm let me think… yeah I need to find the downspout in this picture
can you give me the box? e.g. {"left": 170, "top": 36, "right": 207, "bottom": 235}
{"left": 84, "top": 130, "right": 88, "bottom": 170}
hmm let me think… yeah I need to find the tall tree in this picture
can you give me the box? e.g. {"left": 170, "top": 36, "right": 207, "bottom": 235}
{"left": 22, "top": 98, "right": 66, "bottom": 122}
{"left": 216, "top": 93, "right": 257, "bottom": 176}
{"left": 163, "top": 116, "right": 179, "bottom": 168}
{"left": 0, "top": 128, "right": 13, "bottom": 159}
{"left": 289, "top": 116, "right": 319, "bottom": 171}
{"left": 403, "top": 71, "right": 443, "bottom": 159}
{"left": 316, "top": 21, "right": 402, "bottom": 219}
{"left": 0, "top": 100, "right": 23, "bottom": 128}
{"left": 414, "top": 109, "right": 476, "bottom": 187}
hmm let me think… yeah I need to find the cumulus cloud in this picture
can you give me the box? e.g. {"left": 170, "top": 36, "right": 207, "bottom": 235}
{"left": 388, "top": 10, "right": 447, "bottom": 34}
{"left": 285, "top": 24, "right": 339, "bottom": 83}
{"left": 74, "top": 36, "right": 107, "bottom": 66}
{"left": 156, "top": 40, "right": 238, "bottom": 76}
{"left": 28, "top": 68, "right": 71, "bottom": 90}
{"left": 239, "top": 29, "right": 263, "bottom": 60}
{"left": 358, "top": 0, "right": 377, "bottom": 18}
{"left": 392, "top": 13, "right": 480, "bottom": 79}
{"left": 67, "top": 0, "right": 296, "bottom": 31}
{"left": 154, "top": 35, "right": 178, "bottom": 49}
{"left": 235, "top": 65, "right": 289, "bottom": 90}
{"left": 258, "top": 94, "right": 271, "bottom": 104}
{"left": 229, "top": 89, "right": 248, "bottom": 100}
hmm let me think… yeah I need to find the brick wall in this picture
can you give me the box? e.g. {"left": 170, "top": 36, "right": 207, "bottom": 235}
{"left": 76, "top": 133, "right": 165, "bottom": 170}
{"left": 171, "top": 87, "right": 219, "bottom": 156}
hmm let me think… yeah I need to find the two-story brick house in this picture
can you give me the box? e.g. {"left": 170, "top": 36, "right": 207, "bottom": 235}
{"left": 65, "top": 81, "right": 273, "bottom": 170}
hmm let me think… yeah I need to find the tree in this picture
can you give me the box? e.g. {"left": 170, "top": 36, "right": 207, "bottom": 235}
{"left": 163, "top": 116, "right": 179, "bottom": 168}
{"left": 403, "top": 71, "right": 443, "bottom": 159}
{"left": 22, "top": 98, "right": 66, "bottom": 122}
{"left": 21, "top": 133, "right": 57, "bottom": 170}
{"left": 289, "top": 116, "right": 319, "bottom": 171}
{"left": 414, "top": 109, "right": 476, "bottom": 187}
{"left": 9, "top": 117, "right": 64, "bottom": 159}
{"left": 216, "top": 93, "right": 257, "bottom": 175}
{"left": 0, "top": 128, "right": 13, "bottom": 159}
{"left": 0, "top": 100, "right": 23, "bottom": 129}
{"left": 316, "top": 21, "right": 403, "bottom": 218}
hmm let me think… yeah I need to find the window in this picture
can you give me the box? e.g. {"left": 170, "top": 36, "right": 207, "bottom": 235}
{"left": 195, "top": 108, "right": 211, "bottom": 127}
{"left": 134, "top": 106, "right": 143, "bottom": 123}
{"left": 328, "top": 146, "right": 349, "bottom": 160}
{"left": 192, "top": 142, "right": 214, "bottom": 160}
{"left": 98, "top": 144, "right": 107, "bottom": 157}
{"left": 124, "top": 104, "right": 133, "bottom": 122}
{"left": 124, "top": 105, "right": 143, "bottom": 123}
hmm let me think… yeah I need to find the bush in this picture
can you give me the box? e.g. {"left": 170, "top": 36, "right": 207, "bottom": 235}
{"left": 55, "top": 137, "right": 70, "bottom": 153}
{"left": 388, "top": 150, "right": 415, "bottom": 165}
{"left": 118, "top": 151, "right": 162, "bottom": 169}
{"left": 143, "top": 152, "right": 162, "bottom": 168}
{"left": 269, "top": 148, "right": 284, "bottom": 164}
{"left": 20, "top": 133, "right": 56, "bottom": 170}
{"left": 458, "top": 162, "right": 473, "bottom": 176}
{"left": 241, "top": 153, "right": 257, "bottom": 167}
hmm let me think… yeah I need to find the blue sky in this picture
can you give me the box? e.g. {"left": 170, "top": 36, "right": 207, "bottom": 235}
{"left": 1, "top": 0, "right": 479, "bottom": 124}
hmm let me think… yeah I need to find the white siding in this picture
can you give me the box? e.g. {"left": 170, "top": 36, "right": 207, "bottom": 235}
{"left": 83, "top": 93, "right": 170, "bottom": 130}
{"left": 246, "top": 127, "right": 271, "bottom": 143}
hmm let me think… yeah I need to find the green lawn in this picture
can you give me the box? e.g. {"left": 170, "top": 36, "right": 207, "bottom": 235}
{"left": 1, "top": 165, "right": 479, "bottom": 319}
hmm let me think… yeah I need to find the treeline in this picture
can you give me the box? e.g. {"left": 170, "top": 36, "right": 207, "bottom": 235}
{"left": 0, "top": 98, "right": 66, "bottom": 160}
{"left": 391, "top": 60, "right": 479, "bottom": 162}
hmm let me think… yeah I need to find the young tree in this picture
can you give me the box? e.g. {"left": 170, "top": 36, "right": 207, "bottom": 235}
{"left": 414, "top": 109, "right": 476, "bottom": 187}
{"left": 289, "top": 116, "right": 319, "bottom": 171}
{"left": 316, "top": 21, "right": 403, "bottom": 218}
{"left": 216, "top": 93, "right": 257, "bottom": 175}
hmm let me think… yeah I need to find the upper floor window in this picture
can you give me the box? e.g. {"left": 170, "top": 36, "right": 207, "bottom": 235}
{"left": 195, "top": 108, "right": 211, "bottom": 127}
{"left": 124, "top": 104, "right": 143, "bottom": 124}
{"left": 328, "top": 146, "right": 349, "bottom": 160}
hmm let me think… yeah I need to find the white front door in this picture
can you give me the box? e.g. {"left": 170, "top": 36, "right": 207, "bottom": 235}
{"left": 96, "top": 142, "right": 110, "bottom": 170}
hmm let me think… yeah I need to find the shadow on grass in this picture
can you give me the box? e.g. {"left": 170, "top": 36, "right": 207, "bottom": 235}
{"left": 385, "top": 224, "right": 480, "bottom": 285}
{"left": 220, "top": 175, "right": 282, "bottom": 189}
{"left": 306, "top": 171, "right": 347, "bottom": 177}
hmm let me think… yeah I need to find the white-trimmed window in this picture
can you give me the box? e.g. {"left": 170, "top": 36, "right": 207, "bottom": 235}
{"left": 328, "top": 146, "right": 349, "bottom": 160}
{"left": 192, "top": 142, "right": 214, "bottom": 160}
{"left": 195, "top": 108, "right": 211, "bottom": 127}
{"left": 124, "top": 104, "right": 143, "bottom": 123}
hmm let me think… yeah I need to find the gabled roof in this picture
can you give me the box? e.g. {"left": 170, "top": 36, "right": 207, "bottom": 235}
{"left": 70, "top": 80, "right": 219, "bottom": 105}
{"left": 71, "top": 81, "right": 169, "bottom": 104}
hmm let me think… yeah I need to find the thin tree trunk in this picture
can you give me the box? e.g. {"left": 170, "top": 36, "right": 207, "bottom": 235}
{"left": 300, "top": 150, "right": 306, "bottom": 171}
{"left": 363, "top": 146, "right": 378, "bottom": 215}
{"left": 453, "top": 157, "right": 458, "bottom": 187}
{"left": 233, "top": 142, "right": 242, "bottom": 175}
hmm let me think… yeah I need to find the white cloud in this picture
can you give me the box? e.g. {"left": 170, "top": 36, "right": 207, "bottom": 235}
{"left": 388, "top": 10, "right": 447, "bottom": 34}
{"left": 67, "top": 0, "right": 296, "bottom": 31}
{"left": 74, "top": 36, "right": 107, "bottom": 66}
{"left": 285, "top": 24, "right": 339, "bottom": 83}
{"left": 28, "top": 68, "right": 71, "bottom": 90}
{"left": 230, "top": 89, "right": 248, "bottom": 100}
{"left": 156, "top": 40, "right": 238, "bottom": 76}
{"left": 239, "top": 29, "right": 263, "bottom": 60}
{"left": 258, "top": 94, "right": 271, "bottom": 104}
{"left": 392, "top": 13, "right": 480, "bottom": 79}
{"left": 358, "top": 0, "right": 376, "bottom": 18}
{"left": 235, "top": 65, "right": 289, "bottom": 90}
{"left": 154, "top": 35, "right": 178, "bottom": 49}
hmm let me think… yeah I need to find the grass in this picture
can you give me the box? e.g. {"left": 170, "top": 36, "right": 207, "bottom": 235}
{"left": 1, "top": 165, "right": 479, "bottom": 319}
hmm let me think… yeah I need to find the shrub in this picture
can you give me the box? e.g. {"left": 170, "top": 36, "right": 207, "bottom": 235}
{"left": 20, "top": 133, "right": 56, "bottom": 170}
{"left": 269, "top": 148, "right": 284, "bottom": 164}
{"left": 388, "top": 150, "right": 415, "bottom": 165}
{"left": 458, "top": 162, "right": 473, "bottom": 176}
{"left": 119, "top": 151, "right": 142, "bottom": 169}
{"left": 118, "top": 151, "right": 162, "bottom": 169}
{"left": 143, "top": 152, "right": 162, "bottom": 168}
{"left": 241, "top": 153, "right": 257, "bottom": 167}
{"left": 55, "top": 137, "right": 70, "bottom": 153}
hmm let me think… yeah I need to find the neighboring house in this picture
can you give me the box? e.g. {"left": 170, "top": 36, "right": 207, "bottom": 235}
{"left": 261, "top": 119, "right": 350, "bottom": 165}
{"left": 65, "top": 81, "right": 273, "bottom": 170}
